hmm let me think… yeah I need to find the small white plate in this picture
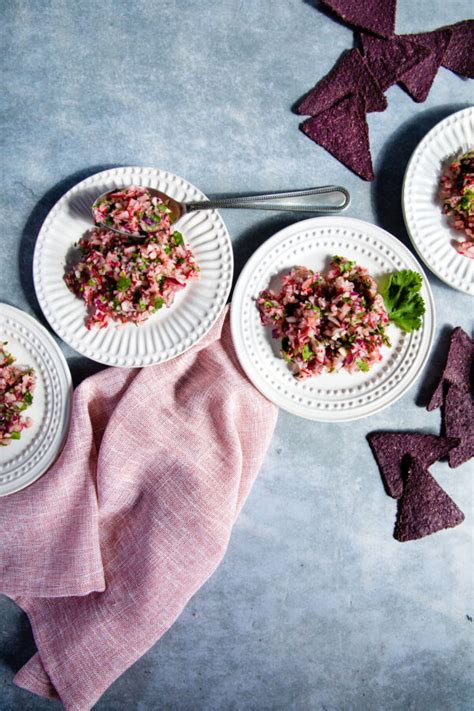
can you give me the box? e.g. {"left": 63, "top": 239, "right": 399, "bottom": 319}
{"left": 230, "top": 217, "right": 435, "bottom": 422}
{"left": 402, "top": 107, "right": 474, "bottom": 296}
{"left": 0, "top": 304, "right": 72, "bottom": 497}
{"left": 33, "top": 167, "right": 234, "bottom": 367}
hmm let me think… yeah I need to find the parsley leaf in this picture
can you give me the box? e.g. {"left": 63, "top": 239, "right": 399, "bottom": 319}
{"left": 356, "top": 359, "right": 370, "bottom": 372}
{"left": 154, "top": 297, "right": 165, "bottom": 310}
{"left": 379, "top": 270, "right": 425, "bottom": 333}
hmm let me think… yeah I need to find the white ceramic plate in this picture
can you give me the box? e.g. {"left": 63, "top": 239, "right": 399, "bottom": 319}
{"left": 231, "top": 217, "right": 435, "bottom": 422}
{"left": 0, "top": 304, "right": 72, "bottom": 496}
{"left": 402, "top": 107, "right": 474, "bottom": 296}
{"left": 34, "top": 167, "right": 233, "bottom": 367}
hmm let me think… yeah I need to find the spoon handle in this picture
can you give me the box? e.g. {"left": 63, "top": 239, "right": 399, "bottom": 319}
{"left": 184, "top": 185, "right": 350, "bottom": 214}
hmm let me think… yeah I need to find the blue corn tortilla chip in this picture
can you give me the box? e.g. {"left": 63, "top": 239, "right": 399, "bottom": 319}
{"left": 321, "top": 0, "right": 397, "bottom": 39}
{"left": 441, "top": 20, "right": 474, "bottom": 79}
{"left": 360, "top": 33, "right": 431, "bottom": 91}
{"left": 300, "top": 94, "right": 374, "bottom": 181}
{"left": 444, "top": 384, "right": 474, "bottom": 468}
{"left": 296, "top": 48, "right": 387, "bottom": 116}
{"left": 427, "top": 327, "right": 473, "bottom": 412}
{"left": 394, "top": 457, "right": 465, "bottom": 542}
{"left": 399, "top": 29, "right": 452, "bottom": 102}
{"left": 368, "top": 432, "right": 458, "bottom": 498}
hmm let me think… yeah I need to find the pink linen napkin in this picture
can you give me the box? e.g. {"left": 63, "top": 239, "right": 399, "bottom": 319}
{"left": 0, "top": 308, "right": 278, "bottom": 710}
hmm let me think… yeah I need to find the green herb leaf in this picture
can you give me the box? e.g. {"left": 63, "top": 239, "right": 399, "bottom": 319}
{"left": 163, "top": 245, "right": 171, "bottom": 255}
{"left": 332, "top": 255, "right": 356, "bottom": 273}
{"left": 23, "top": 390, "right": 33, "bottom": 406}
{"left": 356, "top": 359, "right": 370, "bottom": 372}
{"left": 172, "top": 231, "right": 184, "bottom": 246}
{"left": 379, "top": 270, "right": 425, "bottom": 333}
{"left": 116, "top": 276, "right": 131, "bottom": 292}
{"left": 301, "top": 344, "right": 313, "bottom": 361}
{"left": 154, "top": 297, "right": 165, "bottom": 310}
{"left": 10, "top": 431, "right": 21, "bottom": 440}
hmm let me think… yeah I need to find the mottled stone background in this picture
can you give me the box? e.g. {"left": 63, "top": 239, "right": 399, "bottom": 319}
{"left": 1, "top": 1, "right": 473, "bottom": 709}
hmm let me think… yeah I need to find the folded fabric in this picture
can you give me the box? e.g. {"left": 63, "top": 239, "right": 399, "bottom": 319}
{"left": 0, "top": 308, "right": 278, "bottom": 710}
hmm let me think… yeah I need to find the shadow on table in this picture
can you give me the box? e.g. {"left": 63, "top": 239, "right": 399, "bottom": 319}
{"left": 18, "top": 165, "right": 122, "bottom": 385}
{"left": 372, "top": 104, "right": 470, "bottom": 409}
{"left": 372, "top": 103, "right": 471, "bottom": 255}
{"left": 230, "top": 213, "right": 312, "bottom": 294}
{"left": 19, "top": 164, "right": 120, "bottom": 324}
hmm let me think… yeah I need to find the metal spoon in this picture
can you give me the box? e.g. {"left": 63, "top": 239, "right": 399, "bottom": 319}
{"left": 92, "top": 185, "right": 350, "bottom": 238}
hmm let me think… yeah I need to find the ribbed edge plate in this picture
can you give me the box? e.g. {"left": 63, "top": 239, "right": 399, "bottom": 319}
{"left": 402, "top": 107, "right": 474, "bottom": 296}
{"left": 0, "top": 304, "right": 72, "bottom": 496}
{"left": 33, "top": 167, "right": 234, "bottom": 366}
{"left": 230, "top": 217, "right": 435, "bottom": 422}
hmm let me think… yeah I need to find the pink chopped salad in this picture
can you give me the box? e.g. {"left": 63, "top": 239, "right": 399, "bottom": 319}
{"left": 0, "top": 343, "right": 36, "bottom": 446}
{"left": 92, "top": 186, "right": 170, "bottom": 236}
{"left": 65, "top": 205, "right": 199, "bottom": 329}
{"left": 257, "top": 256, "right": 391, "bottom": 379}
{"left": 439, "top": 149, "right": 474, "bottom": 259}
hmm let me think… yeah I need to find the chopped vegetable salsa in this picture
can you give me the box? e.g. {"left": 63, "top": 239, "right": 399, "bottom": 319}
{"left": 93, "top": 185, "right": 171, "bottom": 236}
{"left": 0, "top": 343, "right": 36, "bottom": 446}
{"left": 257, "top": 256, "right": 391, "bottom": 379}
{"left": 65, "top": 191, "right": 199, "bottom": 329}
{"left": 439, "top": 149, "right": 474, "bottom": 259}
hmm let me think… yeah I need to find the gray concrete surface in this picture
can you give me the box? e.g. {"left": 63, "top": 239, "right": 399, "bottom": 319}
{"left": 1, "top": 1, "right": 473, "bottom": 709}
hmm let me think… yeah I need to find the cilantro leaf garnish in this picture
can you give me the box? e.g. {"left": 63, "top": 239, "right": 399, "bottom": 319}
{"left": 379, "top": 270, "right": 425, "bottom": 333}
{"left": 301, "top": 344, "right": 313, "bottom": 361}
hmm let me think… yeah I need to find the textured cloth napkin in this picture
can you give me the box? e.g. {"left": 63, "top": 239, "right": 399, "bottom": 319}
{"left": 0, "top": 309, "right": 278, "bottom": 710}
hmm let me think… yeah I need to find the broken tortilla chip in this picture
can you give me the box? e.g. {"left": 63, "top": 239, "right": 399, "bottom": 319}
{"left": 399, "top": 29, "right": 452, "bottom": 102}
{"left": 427, "top": 327, "right": 473, "bottom": 412}
{"left": 394, "top": 457, "right": 465, "bottom": 542}
{"left": 300, "top": 94, "right": 374, "bottom": 181}
{"left": 296, "top": 48, "right": 387, "bottom": 116}
{"left": 360, "top": 33, "right": 431, "bottom": 91}
{"left": 367, "top": 432, "right": 458, "bottom": 499}
{"left": 321, "top": 0, "right": 397, "bottom": 39}
{"left": 444, "top": 384, "right": 474, "bottom": 468}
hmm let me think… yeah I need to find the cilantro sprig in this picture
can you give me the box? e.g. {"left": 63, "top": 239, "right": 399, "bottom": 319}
{"left": 379, "top": 270, "right": 425, "bottom": 333}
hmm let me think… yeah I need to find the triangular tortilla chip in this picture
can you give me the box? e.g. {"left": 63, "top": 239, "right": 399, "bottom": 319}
{"left": 321, "top": 0, "right": 397, "bottom": 39}
{"left": 300, "top": 94, "right": 374, "bottom": 181}
{"left": 441, "top": 20, "right": 474, "bottom": 78}
{"left": 427, "top": 327, "right": 473, "bottom": 411}
{"left": 394, "top": 458, "right": 465, "bottom": 542}
{"left": 399, "top": 29, "right": 452, "bottom": 102}
{"left": 296, "top": 49, "right": 387, "bottom": 116}
{"left": 444, "top": 384, "right": 474, "bottom": 468}
{"left": 368, "top": 432, "right": 458, "bottom": 498}
{"left": 360, "top": 33, "right": 431, "bottom": 91}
